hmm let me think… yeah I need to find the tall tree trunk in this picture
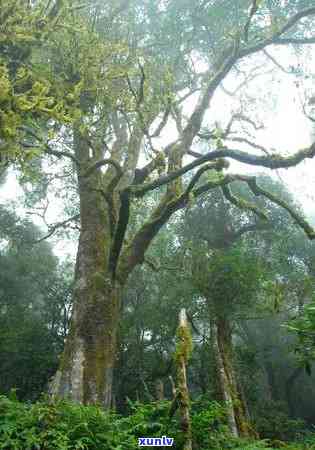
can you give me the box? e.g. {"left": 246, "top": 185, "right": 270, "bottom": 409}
{"left": 175, "top": 309, "right": 193, "bottom": 450}
{"left": 50, "top": 126, "right": 122, "bottom": 408}
{"left": 212, "top": 319, "right": 239, "bottom": 437}
{"left": 52, "top": 279, "right": 121, "bottom": 407}
{"left": 155, "top": 379, "right": 164, "bottom": 401}
{"left": 213, "top": 316, "right": 252, "bottom": 437}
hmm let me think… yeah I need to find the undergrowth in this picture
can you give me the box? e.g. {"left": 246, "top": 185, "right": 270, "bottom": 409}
{"left": 0, "top": 393, "right": 315, "bottom": 449}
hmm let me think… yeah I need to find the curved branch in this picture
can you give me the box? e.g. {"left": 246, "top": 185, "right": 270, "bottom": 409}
{"left": 118, "top": 168, "right": 315, "bottom": 283}
{"left": 227, "top": 137, "right": 269, "bottom": 155}
{"left": 180, "top": 46, "right": 239, "bottom": 150}
{"left": 239, "top": 7, "right": 315, "bottom": 59}
{"left": 185, "top": 160, "right": 230, "bottom": 195}
{"left": 20, "top": 126, "right": 79, "bottom": 165}
{"left": 130, "top": 142, "right": 315, "bottom": 197}
{"left": 150, "top": 101, "right": 172, "bottom": 138}
{"left": 31, "top": 214, "right": 80, "bottom": 243}
{"left": 196, "top": 173, "right": 315, "bottom": 240}
{"left": 133, "top": 152, "right": 167, "bottom": 185}
{"left": 221, "top": 184, "right": 268, "bottom": 221}
{"left": 274, "top": 7, "right": 315, "bottom": 37}
{"left": 44, "top": 147, "right": 79, "bottom": 164}
{"left": 263, "top": 49, "right": 291, "bottom": 73}
{"left": 84, "top": 158, "right": 123, "bottom": 178}
{"left": 243, "top": 176, "right": 315, "bottom": 239}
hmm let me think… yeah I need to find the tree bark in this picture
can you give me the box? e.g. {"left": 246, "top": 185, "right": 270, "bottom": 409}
{"left": 155, "top": 379, "right": 164, "bottom": 401}
{"left": 212, "top": 319, "right": 239, "bottom": 437}
{"left": 213, "top": 316, "right": 252, "bottom": 438}
{"left": 50, "top": 125, "right": 122, "bottom": 408}
{"left": 174, "top": 309, "right": 192, "bottom": 450}
{"left": 51, "top": 280, "right": 121, "bottom": 407}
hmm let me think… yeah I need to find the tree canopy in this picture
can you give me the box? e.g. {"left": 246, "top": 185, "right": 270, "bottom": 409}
{"left": 2, "top": 1, "right": 315, "bottom": 448}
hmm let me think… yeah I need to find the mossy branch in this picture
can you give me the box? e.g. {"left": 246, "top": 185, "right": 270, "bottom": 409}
{"left": 221, "top": 184, "right": 268, "bottom": 221}
{"left": 244, "top": 176, "right": 315, "bottom": 240}
{"left": 129, "top": 143, "right": 315, "bottom": 198}
{"left": 195, "top": 173, "right": 315, "bottom": 240}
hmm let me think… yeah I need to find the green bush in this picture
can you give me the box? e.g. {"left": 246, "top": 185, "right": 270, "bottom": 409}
{"left": 0, "top": 394, "right": 314, "bottom": 450}
{"left": 0, "top": 394, "right": 230, "bottom": 450}
{"left": 0, "top": 393, "right": 136, "bottom": 450}
{"left": 255, "top": 401, "right": 306, "bottom": 442}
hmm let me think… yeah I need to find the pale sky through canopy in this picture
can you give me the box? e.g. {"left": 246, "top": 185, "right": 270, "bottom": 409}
{"left": 1, "top": 44, "right": 315, "bottom": 258}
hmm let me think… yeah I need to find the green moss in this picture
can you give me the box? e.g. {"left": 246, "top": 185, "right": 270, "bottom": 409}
{"left": 91, "top": 272, "right": 107, "bottom": 291}
{"left": 175, "top": 324, "right": 193, "bottom": 364}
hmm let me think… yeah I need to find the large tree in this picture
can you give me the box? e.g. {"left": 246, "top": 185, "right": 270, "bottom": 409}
{"left": 14, "top": 0, "right": 315, "bottom": 407}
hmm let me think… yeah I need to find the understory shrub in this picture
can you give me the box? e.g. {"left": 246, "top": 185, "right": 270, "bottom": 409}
{"left": 255, "top": 400, "right": 306, "bottom": 442}
{"left": 0, "top": 393, "right": 314, "bottom": 450}
{"left": 0, "top": 393, "right": 136, "bottom": 450}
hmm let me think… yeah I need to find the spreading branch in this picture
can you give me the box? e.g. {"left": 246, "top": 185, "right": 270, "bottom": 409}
{"left": 239, "top": 7, "right": 315, "bottom": 59}
{"left": 180, "top": 45, "right": 240, "bottom": 152}
{"left": 20, "top": 126, "right": 79, "bottom": 165}
{"left": 150, "top": 100, "right": 172, "bottom": 138}
{"left": 118, "top": 163, "right": 315, "bottom": 282}
{"left": 227, "top": 137, "right": 269, "bottom": 155}
{"left": 130, "top": 142, "right": 315, "bottom": 197}
{"left": 242, "top": 176, "right": 315, "bottom": 239}
{"left": 221, "top": 184, "right": 268, "bottom": 221}
{"left": 32, "top": 214, "right": 80, "bottom": 243}
{"left": 274, "top": 37, "right": 315, "bottom": 45}
{"left": 133, "top": 152, "right": 166, "bottom": 185}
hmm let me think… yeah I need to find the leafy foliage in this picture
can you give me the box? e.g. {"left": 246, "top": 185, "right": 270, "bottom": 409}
{"left": 0, "top": 1, "right": 77, "bottom": 164}
{"left": 1, "top": 395, "right": 315, "bottom": 450}
{"left": 0, "top": 204, "right": 72, "bottom": 400}
{"left": 286, "top": 295, "right": 315, "bottom": 371}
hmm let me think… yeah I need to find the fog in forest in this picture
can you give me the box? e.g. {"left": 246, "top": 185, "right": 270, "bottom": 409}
{"left": 1, "top": 1, "right": 315, "bottom": 449}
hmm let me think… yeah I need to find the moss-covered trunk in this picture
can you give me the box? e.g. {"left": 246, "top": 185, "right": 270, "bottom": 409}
{"left": 175, "top": 309, "right": 192, "bottom": 450}
{"left": 52, "top": 278, "right": 121, "bottom": 407}
{"left": 50, "top": 125, "right": 122, "bottom": 408}
{"left": 213, "top": 316, "right": 251, "bottom": 438}
{"left": 212, "top": 318, "right": 238, "bottom": 437}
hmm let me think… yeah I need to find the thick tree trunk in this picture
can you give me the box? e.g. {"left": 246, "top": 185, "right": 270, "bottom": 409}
{"left": 50, "top": 126, "right": 123, "bottom": 408}
{"left": 50, "top": 202, "right": 122, "bottom": 406}
{"left": 213, "top": 316, "right": 252, "bottom": 438}
{"left": 52, "top": 279, "right": 121, "bottom": 407}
